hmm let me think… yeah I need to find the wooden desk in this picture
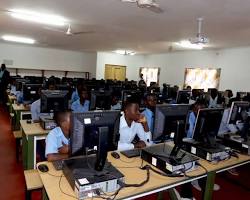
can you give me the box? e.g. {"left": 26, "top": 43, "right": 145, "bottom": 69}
{"left": 21, "top": 120, "right": 49, "bottom": 170}
{"left": 12, "top": 104, "right": 30, "bottom": 130}
{"left": 37, "top": 148, "right": 250, "bottom": 200}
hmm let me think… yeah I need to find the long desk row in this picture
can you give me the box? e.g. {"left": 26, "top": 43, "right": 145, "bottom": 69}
{"left": 37, "top": 150, "right": 250, "bottom": 200}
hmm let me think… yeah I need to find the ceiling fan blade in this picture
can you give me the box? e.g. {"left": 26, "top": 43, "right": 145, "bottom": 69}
{"left": 121, "top": 0, "right": 137, "bottom": 3}
{"left": 146, "top": 4, "right": 164, "bottom": 13}
{"left": 73, "top": 31, "right": 95, "bottom": 35}
{"left": 43, "top": 26, "right": 66, "bottom": 33}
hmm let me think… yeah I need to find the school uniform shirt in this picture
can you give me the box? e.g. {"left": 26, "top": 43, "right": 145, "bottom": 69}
{"left": 142, "top": 108, "right": 154, "bottom": 133}
{"left": 31, "top": 99, "right": 41, "bottom": 121}
{"left": 208, "top": 96, "right": 218, "bottom": 108}
{"left": 45, "top": 127, "right": 69, "bottom": 157}
{"left": 187, "top": 111, "right": 196, "bottom": 138}
{"left": 71, "top": 99, "right": 90, "bottom": 113}
{"left": 10, "top": 85, "right": 17, "bottom": 95}
{"left": 71, "top": 89, "right": 79, "bottom": 104}
{"left": 16, "top": 91, "right": 23, "bottom": 104}
{"left": 118, "top": 114, "right": 152, "bottom": 151}
{"left": 111, "top": 102, "right": 122, "bottom": 110}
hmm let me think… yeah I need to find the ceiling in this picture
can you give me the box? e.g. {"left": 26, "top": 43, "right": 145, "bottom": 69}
{"left": 1, "top": 0, "right": 250, "bottom": 54}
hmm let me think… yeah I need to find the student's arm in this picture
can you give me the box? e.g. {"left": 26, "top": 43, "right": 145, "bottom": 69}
{"left": 187, "top": 112, "right": 195, "bottom": 138}
{"left": 47, "top": 153, "right": 69, "bottom": 162}
{"left": 136, "top": 122, "right": 152, "bottom": 146}
{"left": 117, "top": 127, "right": 135, "bottom": 151}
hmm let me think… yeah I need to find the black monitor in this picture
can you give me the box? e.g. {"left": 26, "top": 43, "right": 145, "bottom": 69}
{"left": 121, "top": 90, "right": 143, "bottom": 106}
{"left": 90, "top": 90, "right": 112, "bottom": 110}
{"left": 70, "top": 111, "right": 121, "bottom": 171}
{"left": 192, "top": 108, "right": 224, "bottom": 147}
{"left": 22, "top": 84, "right": 42, "bottom": 103}
{"left": 176, "top": 90, "right": 191, "bottom": 104}
{"left": 153, "top": 104, "right": 190, "bottom": 141}
{"left": 40, "top": 90, "right": 68, "bottom": 113}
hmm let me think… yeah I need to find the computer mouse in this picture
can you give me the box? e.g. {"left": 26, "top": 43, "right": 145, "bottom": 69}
{"left": 38, "top": 164, "right": 49, "bottom": 173}
{"left": 111, "top": 152, "right": 120, "bottom": 159}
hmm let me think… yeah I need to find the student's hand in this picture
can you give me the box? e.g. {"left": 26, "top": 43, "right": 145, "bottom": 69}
{"left": 134, "top": 140, "right": 146, "bottom": 149}
{"left": 137, "top": 114, "right": 147, "bottom": 124}
{"left": 58, "top": 143, "right": 69, "bottom": 154}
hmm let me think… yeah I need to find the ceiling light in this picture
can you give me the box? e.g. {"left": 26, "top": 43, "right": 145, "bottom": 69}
{"left": 114, "top": 50, "right": 136, "bottom": 55}
{"left": 175, "top": 40, "right": 204, "bottom": 50}
{"left": 9, "top": 9, "right": 67, "bottom": 26}
{"left": 2, "top": 35, "right": 35, "bottom": 44}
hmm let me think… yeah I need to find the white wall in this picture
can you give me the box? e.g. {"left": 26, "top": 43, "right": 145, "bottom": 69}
{"left": 96, "top": 52, "right": 145, "bottom": 81}
{"left": 0, "top": 42, "right": 97, "bottom": 77}
{"left": 144, "top": 47, "right": 250, "bottom": 93}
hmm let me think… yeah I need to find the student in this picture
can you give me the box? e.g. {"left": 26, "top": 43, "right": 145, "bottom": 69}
{"left": 71, "top": 81, "right": 82, "bottom": 104}
{"left": 118, "top": 100, "right": 152, "bottom": 151}
{"left": 31, "top": 82, "right": 56, "bottom": 122}
{"left": 208, "top": 88, "right": 222, "bottom": 108}
{"left": 45, "top": 111, "right": 71, "bottom": 161}
{"left": 71, "top": 87, "right": 90, "bottom": 112}
{"left": 142, "top": 93, "right": 157, "bottom": 133}
{"left": 110, "top": 93, "right": 121, "bottom": 110}
{"left": 186, "top": 100, "right": 206, "bottom": 138}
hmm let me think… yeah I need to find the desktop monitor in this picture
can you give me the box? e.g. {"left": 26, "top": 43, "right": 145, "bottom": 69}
{"left": 70, "top": 111, "right": 121, "bottom": 171}
{"left": 176, "top": 90, "right": 191, "bottom": 104}
{"left": 22, "top": 84, "right": 42, "bottom": 103}
{"left": 153, "top": 104, "right": 190, "bottom": 141}
{"left": 192, "top": 108, "right": 224, "bottom": 146}
{"left": 24, "top": 76, "right": 44, "bottom": 84}
{"left": 90, "top": 90, "right": 112, "bottom": 110}
{"left": 121, "top": 90, "right": 143, "bottom": 106}
{"left": 40, "top": 90, "right": 68, "bottom": 113}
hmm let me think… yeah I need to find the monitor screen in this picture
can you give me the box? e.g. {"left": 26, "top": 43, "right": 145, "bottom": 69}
{"left": 227, "top": 101, "right": 250, "bottom": 124}
{"left": 70, "top": 111, "right": 120, "bottom": 157}
{"left": 90, "top": 90, "right": 112, "bottom": 110}
{"left": 192, "top": 108, "right": 224, "bottom": 145}
{"left": 22, "top": 84, "right": 42, "bottom": 103}
{"left": 176, "top": 90, "right": 191, "bottom": 104}
{"left": 40, "top": 90, "right": 68, "bottom": 113}
{"left": 153, "top": 104, "right": 190, "bottom": 141}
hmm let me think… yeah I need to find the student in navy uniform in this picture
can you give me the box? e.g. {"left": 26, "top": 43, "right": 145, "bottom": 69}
{"left": 142, "top": 93, "right": 157, "bottom": 133}
{"left": 45, "top": 111, "right": 71, "bottom": 161}
{"left": 71, "top": 86, "right": 90, "bottom": 112}
{"left": 118, "top": 100, "right": 152, "bottom": 151}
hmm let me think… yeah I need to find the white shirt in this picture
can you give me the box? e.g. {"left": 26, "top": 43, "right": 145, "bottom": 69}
{"left": 209, "top": 96, "right": 218, "bottom": 108}
{"left": 118, "top": 114, "right": 152, "bottom": 151}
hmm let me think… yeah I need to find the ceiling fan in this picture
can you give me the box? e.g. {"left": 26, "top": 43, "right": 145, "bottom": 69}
{"left": 189, "top": 18, "right": 209, "bottom": 44}
{"left": 44, "top": 24, "right": 94, "bottom": 36}
{"left": 120, "top": 0, "right": 164, "bottom": 13}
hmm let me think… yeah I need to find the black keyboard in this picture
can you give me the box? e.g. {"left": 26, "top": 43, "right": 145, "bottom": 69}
{"left": 52, "top": 160, "right": 64, "bottom": 170}
{"left": 120, "top": 149, "right": 141, "bottom": 158}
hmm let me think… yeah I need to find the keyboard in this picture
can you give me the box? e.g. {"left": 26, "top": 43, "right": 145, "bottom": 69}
{"left": 52, "top": 160, "right": 64, "bottom": 170}
{"left": 120, "top": 149, "right": 141, "bottom": 158}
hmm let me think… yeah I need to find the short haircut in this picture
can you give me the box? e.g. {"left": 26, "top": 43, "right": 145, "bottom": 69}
{"left": 122, "top": 99, "right": 139, "bottom": 111}
{"left": 144, "top": 93, "right": 157, "bottom": 101}
{"left": 54, "top": 110, "right": 71, "bottom": 126}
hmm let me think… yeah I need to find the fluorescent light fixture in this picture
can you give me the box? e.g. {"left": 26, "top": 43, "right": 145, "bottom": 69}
{"left": 175, "top": 40, "right": 204, "bottom": 50}
{"left": 114, "top": 50, "right": 136, "bottom": 55}
{"left": 2, "top": 35, "right": 35, "bottom": 44}
{"left": 9, "top": 9, "right": 66, "bottom": 26}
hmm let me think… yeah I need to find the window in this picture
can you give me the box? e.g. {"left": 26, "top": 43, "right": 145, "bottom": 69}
{"left": 140, "top": 67, "right": 160, "bottom": 87}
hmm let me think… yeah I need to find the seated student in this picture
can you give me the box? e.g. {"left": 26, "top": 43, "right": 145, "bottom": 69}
{"left": 208, "top": 88, "right": 223, "bottom": 108}
{"left": 110, "top": 94, "right": 121, "bottom": 110}
{"left": 142, "top": 93, "right": 157, "bottom": 133}
{"left": 45, "top": 111, "right": 71, "bottom": 161}
{"left": 71, "top": 87, "right": 90, "bottom": 112}
{"left": 71, "top": 81, "right": 82, "bottom": 104}
{"left": 118, "top": 100, "right": 152, "bottom": 151}
{"left": 186, "top": 100, "right": 206, "bottom": 138}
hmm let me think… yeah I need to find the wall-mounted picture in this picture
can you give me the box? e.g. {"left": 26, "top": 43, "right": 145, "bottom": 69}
{"left": 184, "top": 68, "right": 221, "bottom": 91}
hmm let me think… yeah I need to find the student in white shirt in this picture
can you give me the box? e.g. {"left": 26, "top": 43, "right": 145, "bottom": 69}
{"left": 45, "top": 111, "right": 71, "bottom": 161}
{"left": 118, "top": 100, "right": 152, "bottom": 151}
